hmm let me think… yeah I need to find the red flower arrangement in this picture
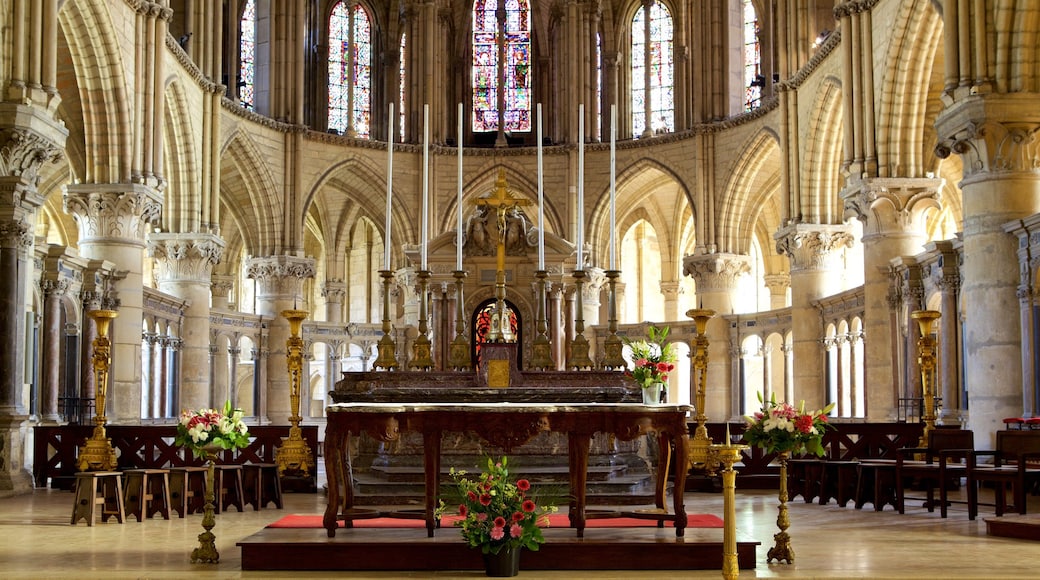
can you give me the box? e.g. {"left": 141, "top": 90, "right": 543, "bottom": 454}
{"left": 437, "top": 456, "right": 557, "bottom": 555}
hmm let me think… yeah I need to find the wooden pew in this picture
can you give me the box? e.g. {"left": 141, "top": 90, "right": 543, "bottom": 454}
{"left": 895, "top": 429, "right": 975, "bottom": 518}
{"left": 966, "top": 430, "right": 1040, "bottom": 520}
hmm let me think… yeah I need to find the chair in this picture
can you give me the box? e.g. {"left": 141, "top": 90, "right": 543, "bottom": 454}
{"left": 168, "top": 466, "right": 208, "bottom": 517}
{"left": 70, "top": 471, "right": 124, "bottom": 525}
{"left": 966, "top": 430, "right": 1040, "bottom": 520}
{"left": 242, "top": 463, "right": 283, "bottom": 510}
{"left": 895, "top": 428, "right": 974, "bottom": 517}
{"left": 123, "top": 468, "right": 172, "bottom": 521}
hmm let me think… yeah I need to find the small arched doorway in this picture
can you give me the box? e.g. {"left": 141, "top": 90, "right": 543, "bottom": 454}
{"left": 472, "top": 298, "right": 523, "bottom": 369}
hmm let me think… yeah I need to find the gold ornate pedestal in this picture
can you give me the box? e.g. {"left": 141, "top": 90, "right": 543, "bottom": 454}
{"left": 767, "top": 451, "right": 794, "bottom": 564}
{"left": 77, "top": 309, "right": 119, "bottom": 472}
{"left": 191, "top": 448, "right": 220, "bottom": 564}
{"left": 711, "top": 441, "right": 749, "bottom": 580}
{"left": 374, "top": 270, "right": 398, "bottom": 370}
{"left": 276, "top": 309, "right": 313, "bottom": 478}
{"left": 448, "top": 270, "right": 472, "bottom": 370}
{"left": 567, "top": 270, "right": 593, "bottom": 370}
{"left": 686, "top": 308, "right": 716, "bottom": 471}
{"left": 911, "top": 310, "right": 941, "bottom": 448}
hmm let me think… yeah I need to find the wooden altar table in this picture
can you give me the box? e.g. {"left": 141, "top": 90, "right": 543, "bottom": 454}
{"left": 323, "top": 402, "right": 693, "bottom": 539}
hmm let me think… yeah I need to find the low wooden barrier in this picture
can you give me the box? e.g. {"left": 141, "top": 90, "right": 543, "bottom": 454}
{"left": 33, "top": 425, "right": 319, "bottom": 492}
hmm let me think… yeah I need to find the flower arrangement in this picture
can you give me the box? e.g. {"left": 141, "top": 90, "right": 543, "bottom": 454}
{"left": 437, "top": 456, "right": 557, "bottom": 555}
{"left": 623, "top": 324, "right": 677, "bottom": 390}
{"left": 174, "top": 400, "right": 251, "bottom": 458}
{"left": 742, "top": 392, "right": 835, "bottom": 456}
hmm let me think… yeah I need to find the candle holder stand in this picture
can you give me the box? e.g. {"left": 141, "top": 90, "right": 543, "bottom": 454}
{"left": 77, "top": 309, "right": 119, "bottom": 472}
{"left": 567, "top": 269, "right": 594, "bottom": 370}
{"left": 449, "top": 270, "right": 472, "bottom": 370}
{"left": 687, "top": 308, "right": 717, "bottom": 472}
{"left": 410, "top": 270, "right": 434, "bottom": 369}
{"left": 276, "top": 308, "right": 313, "bottom": 477}
{"left": 601, "top": 270, "right": 625, "bottom": 369}
{"left": 912, "top": 310, "right": 941, "bottom": 448}
{"left": 529, "top": 270, "right": 554, "bottom": 369}
{"left": 374, "top": 270, "right": 398, "bottom": 370}
{"left": 710, "top": 440, "right": 750, "bottom": 580}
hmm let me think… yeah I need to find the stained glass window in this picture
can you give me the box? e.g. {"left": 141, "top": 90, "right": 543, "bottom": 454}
{"left": 472, "top": 0, "right": 531, "bottom": 133}
{"left": 631, "top": 2, "right": 674, "bottom": 137}
{"left": 596, "top": 32, "right": 602, "bottom": 136}
{"left": 399, "top": 33, "right": 406, "bottom": 140}
{"left": 328, "top": 2, "right": 372, "bottom": 138}
{"left": 238, "top": 0, "right": 256, "bottom": 109}
{"left": 744, "top": 0, "right": 762, "bottom": 111}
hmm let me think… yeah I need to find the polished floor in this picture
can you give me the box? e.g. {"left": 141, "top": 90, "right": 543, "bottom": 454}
{"left": 1, "top": 472, "right": 1037, "bottom": 580}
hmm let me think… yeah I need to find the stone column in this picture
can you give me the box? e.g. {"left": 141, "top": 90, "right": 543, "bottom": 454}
{"left": 39, "top": 279, "right": 68, "bottom": 423}
{"left": 774, "top": 224, "right": 855, "bottom": 410}
{"left": 149, "top": 233, "right": 224, "bottom": 411}
{"left": 64, "top": 184, "right": 162, "bottom": 424}
{"left": 842, "top": 177, "right": 942, "bottom": 420}
{"left": 549, "top": 283, "right": 564, "bottom": 370}
{"left": 322, "top": 279, "right": 346, "bottom": 324}
{"left": 659, "top": 281, "right": 683, "bottom": 322}
{"left": 763, "top": 273, "right": 791, "bottom": 310}
{"left": 927, "top": 240, "right": 963, "bottom": 425}
{"left": 246, "top": 255, "right": 315, "bottom": 424}
{"left": 936, "top": 94, "right": 1040, "bottom": 438}
{"left": 682, "top": 253, "right": 752, "bottom": 420}
{"left": 211, "top": 274, "right": 235, "bottom": 310}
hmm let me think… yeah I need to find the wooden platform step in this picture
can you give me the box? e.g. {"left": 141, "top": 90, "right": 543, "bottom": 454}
{"left": 238, "top": 526, "right": 759, "bottom": 572}
{"left": 986, "top": 514, "right": 1040, "bottom": 541}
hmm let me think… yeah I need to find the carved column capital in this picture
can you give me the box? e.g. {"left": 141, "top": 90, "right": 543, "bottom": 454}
{"left": 682, "top": 252, "right": 752, "bottom": 292}
{"left": 148, "top": 232, "right": 225, "bottom": 284}
{"left": 322, "top": 279, "right": 346, "bottom": 302}
{"left": 245, "top": 255, "right": 316, "bottom": 301}
{"left": 763, "top": 272, "right": 791, "bottom": 293}
{"left": 935, "top": 94, "right": 1040, "bottom": 182}
{"left": 774, "top": 223, "right": 855, "bottom": 272}
{"left": 63, "top": 183, "right": 163, "bottom": 246}
{"left": 841, "top": 177, "right": 944, "bottom": 239}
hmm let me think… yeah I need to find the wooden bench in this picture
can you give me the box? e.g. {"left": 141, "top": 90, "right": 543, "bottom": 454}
{"left": 70, "top": 471, "right": 124, "bottom": 525}
{"left": 967, "top": 430, "right": 1040, "bottom": 520}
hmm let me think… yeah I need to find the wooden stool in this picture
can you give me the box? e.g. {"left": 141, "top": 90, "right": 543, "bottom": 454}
{"left": 214, "top": 464, "right": 245, "bottom": 513}
{"left": 855, "top": 460, "right": 898, "bottom": 511}
{"left": 70, "top": 471, "right": 124, "bottom": 525}
{"left": 123, "top": 468, "right": 172, "bottom": 521}
{"left": 168, "top": 466, "right": 208, "bottom": 517}
{"left": 243, "top": 463, "right": 283, "bottom": 510}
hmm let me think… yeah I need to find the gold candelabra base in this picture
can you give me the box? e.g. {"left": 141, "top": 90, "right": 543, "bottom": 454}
{"left": 276, "top": 426, "right": 313, "bottom": 477}
{"left": 76, "top": 425, "right": 117, "bottom": 472}
{"left": 766, "top": 451, "right": 794, "bottom": 564}
{"left": 191, "top": 454, "right": 219, "bottom": 564}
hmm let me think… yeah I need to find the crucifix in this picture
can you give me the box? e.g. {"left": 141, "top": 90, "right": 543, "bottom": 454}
{"left": 478, "top": 170, "right": 531, "bottom": 343}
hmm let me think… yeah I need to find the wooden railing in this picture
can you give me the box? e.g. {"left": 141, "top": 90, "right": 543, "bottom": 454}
{"left": 703, "top": 422, "right": 926, "bottom": 486}
{"left": 33, "top": 425, "right": 319, "bottom": 492}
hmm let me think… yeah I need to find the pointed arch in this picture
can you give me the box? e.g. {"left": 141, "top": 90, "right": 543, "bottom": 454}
{"left": 162, "top": 79, "right": 200, "bottom": 233}
{"left": 717, "top": 128, "right": 782, "bottom": 254}
{"left": 801, "top": 76, "right": 844, "bottom": 223}
{"left": 219, "top": 131, "right": 282, "bottom": 255}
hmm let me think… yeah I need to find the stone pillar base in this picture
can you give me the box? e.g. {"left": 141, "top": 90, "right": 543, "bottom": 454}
{"left": 0, "top": 412, "right": 33, "bottom": 496}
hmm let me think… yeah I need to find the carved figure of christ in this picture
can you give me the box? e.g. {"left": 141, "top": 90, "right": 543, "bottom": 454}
{"left": 477, "top": 172, "right": 532, "bottom": 275}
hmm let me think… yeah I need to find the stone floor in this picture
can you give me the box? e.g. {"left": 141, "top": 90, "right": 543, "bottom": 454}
{"left": 0, "top": 473, "right": 1037, "bottom": 579}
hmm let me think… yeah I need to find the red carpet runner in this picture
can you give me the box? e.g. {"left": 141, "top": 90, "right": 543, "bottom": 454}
{"left": 268, "top": 513, "right": 724, "bottom": 529}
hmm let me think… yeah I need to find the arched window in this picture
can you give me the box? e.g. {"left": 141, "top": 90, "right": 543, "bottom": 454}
{"left": 596, "top": 31, "right": 603, "bottom": 135}
{"left": 472, "top": 0, "right": 532, "bottom": 134}
{"left": 399, "top": 33, "right": 407, "bottom": 140}
{"left": 238, "top": 0, "right": 256, "bottom": 109}
{"left": 631, "top": 2, "right": 674, "bottom": 137}
{"left": 328, "top": 2, "right": 372, "bottom": 137}
{"left": 743, "top": 0, "right": 763, "bottom": 111}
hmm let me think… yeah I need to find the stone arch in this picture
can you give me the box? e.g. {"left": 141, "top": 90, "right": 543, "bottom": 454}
{"left": 162, "top": 79, "right": 201, "bottom": 233}
{"left": 219, "top": 131, "right": 281, "bottom": 255}
{"left": 801, "top": 76, "right": 845, "bottom": 223}
{"left": 717, "top": 128, "right": 782, "bottom": 254}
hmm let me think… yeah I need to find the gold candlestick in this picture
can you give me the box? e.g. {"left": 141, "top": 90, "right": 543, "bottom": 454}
{"left": 601, "top": 270, "right": 625, "bottom": 369}
{"left": 529, "top": 270, "right": 554, "bottom": 369}
{"left": 374, "top": 270, "right": 398, "bottom": 370}
{"left": 567, "top": 270, "right": 594, "bottom": 369}
{"left": 911, "top": 310, "right": 941, "bottom": 447}
{"left": 449, "top": 270, "right": 472, "bottom": 370}
{"left": 77, "top": 309, "right": 118, "bottom": 472}
{"left": 276, "top": 308, "right": 313, "bottom": 477}
{"left": 410, "top": 270, "right": 434, "bottom": 369}
{"left": 686, "top": 308, "right": 716, "bottom": 470}
{"left": 710, "top": 439, "right": 749, "bottom": 580}
{"left": 191, "top": 445, "right": 221, "bottom": 564}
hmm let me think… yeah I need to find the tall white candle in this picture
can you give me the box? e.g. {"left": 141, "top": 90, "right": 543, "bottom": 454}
{"left": 385, "top": 102, "right": 394, "bottom": 270}
{"left": 421, "top": 103, "right": 429, "bottom": 270}
{"left": 537, "top": 103, "right": 544, "bottom": 270}
{"left": 576, "top": 104, "right": 584, "bottom": 270}
{"left": 609, "top": 104, "right": 617, "bottom": 270}
{"left": 457, "top": 102, "right": 464, "bottom": 271}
